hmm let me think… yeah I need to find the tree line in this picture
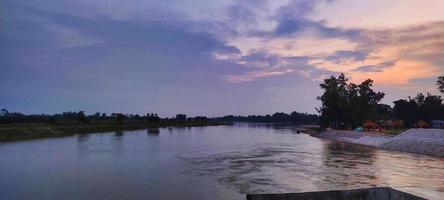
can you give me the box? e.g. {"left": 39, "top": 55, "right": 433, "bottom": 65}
{"left": 0, "top": 109, "right": 210, "bottom": 124}
{"left": 393, "top": 93, "right": 444, "bottom": 127}
{"left": 317, "top": 74, "right": 444, "bottom": 129}
{"left": 0, "top": 109, "right": 319, "bottom": 125}
{"left": 3, "top": 75, "right": 443, "bottom": 127}
{"left": 217, "top": 111, "right": 319, "bottom": 124}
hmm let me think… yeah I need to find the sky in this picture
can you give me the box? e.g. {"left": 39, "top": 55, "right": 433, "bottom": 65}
{"left": 1, "top": 0, "right": 444, "bottom": 117}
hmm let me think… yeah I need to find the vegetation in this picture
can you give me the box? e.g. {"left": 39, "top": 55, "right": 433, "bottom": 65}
{"left": 0, "top": 109, "right": 318, "bottom": 141}
{"left": 3, "top": 74, "right": 442, "bottom": 140}
{"left": 317, "top": 74, "right": 444, "bottom": 130}
{"left": 217, "top": 111, "right": 319, "bottom": 124}
{"left": 393, "top": 93, "right": 444, "bottom": 127}
{"left": 0, "top": 111, "right": 225, "bottom": 141}
{"left": 437, "top": 76, "right": 444, "bottom": 94}
{"left": 316, "top": 73, "right": 385, "bottom": 129}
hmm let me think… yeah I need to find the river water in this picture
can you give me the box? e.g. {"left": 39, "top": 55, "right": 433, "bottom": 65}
{"left": 0, "top": 124, "right": 443, "bottom": 200}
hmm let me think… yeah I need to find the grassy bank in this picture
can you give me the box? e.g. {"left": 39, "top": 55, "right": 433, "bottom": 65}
{"left": 0, "top": 121, "right": 229, "bottom": 141}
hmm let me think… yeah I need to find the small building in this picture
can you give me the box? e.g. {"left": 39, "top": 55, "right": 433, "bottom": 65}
{"left": 431, "top": 120, "right": 444, "bottom": 129}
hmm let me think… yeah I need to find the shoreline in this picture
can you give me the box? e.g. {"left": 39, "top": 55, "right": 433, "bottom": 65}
{"left": 313, "top": 129, "right": 444, "bottom": 157}
{"left": 0, "top": 121, "right": 229, "bottom": 141}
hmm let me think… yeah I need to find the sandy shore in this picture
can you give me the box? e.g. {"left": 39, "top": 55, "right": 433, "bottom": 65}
{"left": 314, "top": 129, "right": 444, "bottom": 157}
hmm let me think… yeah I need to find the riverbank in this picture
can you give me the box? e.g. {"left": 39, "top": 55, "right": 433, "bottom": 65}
{"left": 0, "top": 121, "right": 228, "bottom": 141}
{"left": 314, "top": 128, "right": 444, "bottom": 157}
{"left": 314, "top": 129, "right": 393, "bottom": 146}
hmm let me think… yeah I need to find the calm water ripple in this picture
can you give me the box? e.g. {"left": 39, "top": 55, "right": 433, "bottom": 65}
{"left": 0, "top": 124, "right": 443, "bottom": 200}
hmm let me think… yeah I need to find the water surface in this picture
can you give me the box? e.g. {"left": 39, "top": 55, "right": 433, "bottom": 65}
{"left": 1, "top": 124, "right": 443, "bottom": 200}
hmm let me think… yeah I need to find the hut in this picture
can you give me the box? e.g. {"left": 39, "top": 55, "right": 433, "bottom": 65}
{"left": 431, "top": 120, "right": 444, "bottom": 129}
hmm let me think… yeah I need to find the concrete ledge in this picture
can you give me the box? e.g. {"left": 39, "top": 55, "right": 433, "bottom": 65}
{"left": 246, "top": 187, "right": 427, "bottom": 200}
{"left": 313, "top": 129, "right": 393, "bottom": 147}
{"left": 381, "top": 129, "right": 444, "bottom": 157}
{"left": 313, "top": 129, "right": 444, "bottom": 157}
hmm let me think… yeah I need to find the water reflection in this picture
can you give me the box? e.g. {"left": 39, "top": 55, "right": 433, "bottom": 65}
{"left": 77, "top": 133, "right": 90, "bottom": 142}
{"left": 113, "top": 130, "right": 124, "bottom": 154}
{"left": 373, "top": 152, "right": 444, "bottom": 199}
{"left": 178, "top": 144, "right": 293, "bottom": 194}
{"left": 321, "top": 142, "right": 379, "bottom": 188}
{"left": 0, "top": 125, "right": 443, "bottom": 200}
{"left": 114, "top": 130, "right": 124, "bottom": 138}
{"left": 234, "top": 123, "right": 314, "bottom": 135}
{"left": 76, "top": 133, "right": 91, "bottom": 158}
{"left": 147, "top": 128, "right": 160, "bottom": 135}
{"left": 176, "top": 125, "right": 444, "bottom": 199}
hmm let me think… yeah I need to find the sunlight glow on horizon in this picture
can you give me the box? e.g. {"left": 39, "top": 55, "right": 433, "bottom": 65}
{"left": 1, "top": 0, "right": 443, "bottom": 115}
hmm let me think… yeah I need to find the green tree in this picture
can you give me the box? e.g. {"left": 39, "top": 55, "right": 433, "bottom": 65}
{"left": 393, "top": 93, "right": 443, "bottom": 127}
{"left": 317, "top": 73, "right": 348, "bottom": 128}
{"left": 175, "top": 114, "right": 187, "bottom": 121}
{"left": 437, "top": 76, "right": 444, "bottom": 94}
{"left": 78, "top": 111, "right": 90, "bottom": 123}
{"left": 114, "top": 113, "right": 126, "bottom": 124}
{"left": 317, "top": 73, "right": 384, "bottom": 129}
{"left": 421, "top": 93, "right": 442, "bottom": 120}
{"left": 356, "top": 79, "right": 385, "bottom": 124}
{"left": 0, "top": 108, "right": 9, "bottom": 116}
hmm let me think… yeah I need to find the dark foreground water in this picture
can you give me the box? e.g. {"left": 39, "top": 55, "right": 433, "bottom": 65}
{"left": 0, "top": 124, "right": 443, "bottom": 200}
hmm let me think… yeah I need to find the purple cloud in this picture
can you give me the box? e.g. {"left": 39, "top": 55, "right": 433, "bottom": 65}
{"left": 352, "top": 59, "right": 399, "bottom": 73}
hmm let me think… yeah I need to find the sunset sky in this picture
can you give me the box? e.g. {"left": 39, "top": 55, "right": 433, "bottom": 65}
{"left": 1, "top": 0, "right": 444, "bottom": 116}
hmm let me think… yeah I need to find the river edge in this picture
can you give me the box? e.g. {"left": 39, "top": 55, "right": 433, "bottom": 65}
{"left": 0, "top": 121, "right": 230, "bottom": 141}
{"left": 312, "top": 129, "right": 444, "bottom": 157}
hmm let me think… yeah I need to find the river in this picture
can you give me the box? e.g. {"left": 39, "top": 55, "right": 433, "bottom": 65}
{"left": 0, "top": 124, "right": 443, "bottom": 200}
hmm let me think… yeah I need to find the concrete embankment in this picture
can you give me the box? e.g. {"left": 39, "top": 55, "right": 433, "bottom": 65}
{"left": 314, "top": 129, "right": 444, "bottom": 157}
{"left": 314, "top": 129, "right": 393, "bottom": 147}
{"left": 381, "top": 129, "right": 444, "bottom": 157}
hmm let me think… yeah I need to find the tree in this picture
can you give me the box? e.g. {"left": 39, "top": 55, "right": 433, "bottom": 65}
{"left": 271, "top": 112, "right": 290, "bottom": 122}
{"left": 175, "top": 114, "right": 187, "bottom": 121}
{"left": 92, "top": 112, "right": 101, "bottom": 119}
{"left": 114, "top": 113, "right": 126, "bottom": 124}
{"left": 317, "top": 73, "right": 385, "bottom": 129}
{"left": 393, "top": 99, "right": 418, "bottom": 127}
{"left": 376, "top": 104, "right": 392, "bottom": 119}
{"left": 0, "top": 109, "right": 9, "bottom": 116}
{"left": 393, "top": 93, "right": 444, "bottom": 127}
{"left": 78, "top": 111, "right": 90, "bottom": 123}
{"left": 437, "top": 76, "right": 444, "bottom": 94}
{"left": 317, "top": 74, "right": 348, "bottom": 128}
{"left": 356, "top": 79, "right": 385, "bottom": 124}
{"left": 146, "top": 113, "right": 160, "bottom": 122}
{"left": 421, "top": 93, "right": 442, "bottom": 120}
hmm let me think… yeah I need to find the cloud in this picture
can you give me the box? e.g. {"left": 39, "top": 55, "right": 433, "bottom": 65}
{"left": 344, "top": 21, "right": 444, "bottom": 85}
{"left": 352, "top": 59, "right": 399, "bottom": 72}
{"left": 220, "top": 50, "right": 336, "bottom": 83}
{"left": 272, "top": 19, "right": 361, "bottom": 40}
{"left": 325, "top": 50, "right": 368, "bottom": 64}
{"left": 223, "top": 69, "right": 294, "bottom": 83}
{"left": 0, "top": 1, "right": 253, "bottom": 115}
{"left": 309, "top": 0, "right": 444, "bottom": 29}
{"left": 205, "top": 0, "right": 444, "bottom": 87}
{"left": 241, "top": 0, "right": 362, "bottom": 40}
{"left": 275, "top": 0, "right": 323, "bottom": 18}
{"left": 239, "top": 50, "right": 280, "bottom": 68}
{"left": 2, "top": 0, "right": 444, "bottom": 115}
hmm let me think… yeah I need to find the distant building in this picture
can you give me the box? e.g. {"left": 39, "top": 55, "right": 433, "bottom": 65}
{"left": 431, "top": 120, "right": 444, "bottom": 129}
